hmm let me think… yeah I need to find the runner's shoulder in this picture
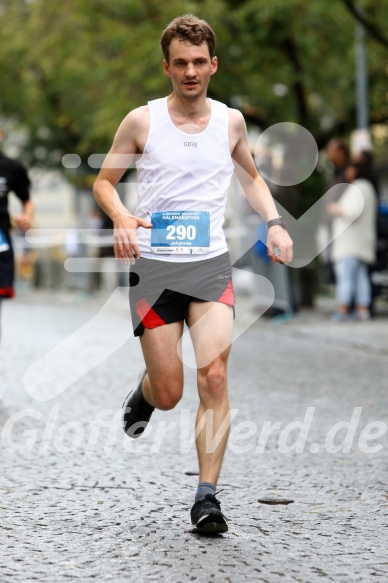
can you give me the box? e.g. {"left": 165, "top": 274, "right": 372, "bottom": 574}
{"left": 227, "top": 107, "right": 245, "bottom": 122}
{"left": 118, "top": 105, "right": 150, "bottom": 136}
{"left": 227, "top": 107, "right": 245, "bottom": 130}
{"left": 0, "top": 152, "right": 27, "bottom": 174}
{"left": 227, "top": 107, "right": 246, "bottom": 141}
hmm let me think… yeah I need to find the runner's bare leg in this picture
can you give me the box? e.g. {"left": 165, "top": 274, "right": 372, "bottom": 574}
{"left": 187, "top": 301, "right": 233, "bottom": 486}
{"left": 139, "top": 321, "right": 185, "bottom": 411}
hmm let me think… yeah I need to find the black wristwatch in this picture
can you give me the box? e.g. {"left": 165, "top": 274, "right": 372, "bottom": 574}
{"left": 266, "top": 216, "right": 288, "bottom": 230}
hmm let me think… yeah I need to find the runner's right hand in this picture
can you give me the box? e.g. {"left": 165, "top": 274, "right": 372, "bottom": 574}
{"left": 113, "top": 213, "right": 152, "bottom": 265}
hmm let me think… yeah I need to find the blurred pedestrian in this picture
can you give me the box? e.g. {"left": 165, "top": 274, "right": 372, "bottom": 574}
{"left": 0, "top": 128, "right": 34, "bottom": 399}
{"left": 319, "top": 139, "right": 351, "bottom": 285}
{"left": 352, "top": 149, "right": 379, "bottom": 198}
{"left": 252, "top": 160, "right": 299, "bottom": 318}
{"left": 327, "top": 161, "right": 377, "bottom": 320}
{"left": 326, "top": 139, "right": 350, "bottom": 191}
{"left": 352, "top": 149, "right": 382, "bottom": 313}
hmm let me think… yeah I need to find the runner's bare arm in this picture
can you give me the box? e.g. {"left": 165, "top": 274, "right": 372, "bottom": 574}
{"left": 12, "top": 200, "right": 34, "bottom": 231}
{"left": 93, "top": 107, "right": 152, "bottom": 265}
{"left": 229, "top": 109, "right": 293, "bottom": 264}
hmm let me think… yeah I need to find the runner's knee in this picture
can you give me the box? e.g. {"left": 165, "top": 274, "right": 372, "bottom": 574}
{"left": 199, "top": 365, "right": 227, "bottom": 403}
{"left": 151, "top": 380, "right": 183, "bottom": 411}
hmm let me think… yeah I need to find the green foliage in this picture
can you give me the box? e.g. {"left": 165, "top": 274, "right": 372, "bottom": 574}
{"left": 0, "top": 0, "right": 387, "bottom": 169}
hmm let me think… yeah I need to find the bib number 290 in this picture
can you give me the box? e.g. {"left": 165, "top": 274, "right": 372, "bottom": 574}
{"left": 166, "top": 224, "right": 196, "bottom": 241}
{"left": 150, "top": 210, "right": 210, "bottom": 254}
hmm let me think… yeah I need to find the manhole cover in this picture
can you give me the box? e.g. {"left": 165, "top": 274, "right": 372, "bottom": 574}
{"left": 258, "top": 498, "right": 294, "bottom": 505}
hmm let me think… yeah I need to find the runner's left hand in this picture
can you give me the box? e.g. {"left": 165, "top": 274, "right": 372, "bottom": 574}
{"left": 267, "top": 226, "right": 293, "bottom": 264}
{"left": 13, "top": 214, "right": 32, "bottom": 232}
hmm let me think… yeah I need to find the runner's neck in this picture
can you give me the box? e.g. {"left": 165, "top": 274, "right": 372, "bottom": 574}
{"left": 167, "top": 93, "right": 211, "bottom": 133}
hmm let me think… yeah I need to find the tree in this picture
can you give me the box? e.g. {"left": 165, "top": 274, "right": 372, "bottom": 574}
{"left": 214, "top": 0, "right": 387, "bottom": 145}
{"left": 0, "top": 0, "right": 387, "bottom": 170}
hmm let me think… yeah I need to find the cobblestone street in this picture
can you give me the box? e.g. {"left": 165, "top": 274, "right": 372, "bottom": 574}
{"left": 1, "top": 289, "right": 387, "bottom": 582}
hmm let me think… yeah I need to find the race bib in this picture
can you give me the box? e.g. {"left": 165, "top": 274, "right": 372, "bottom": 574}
{"left": 151, "top": 210, "right": 210, "bottom": 254}
{"left": 0, "top": 229, "right": 10, "bottom": 253}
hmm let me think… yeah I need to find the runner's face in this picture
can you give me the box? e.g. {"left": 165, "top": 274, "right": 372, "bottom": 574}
{"left": 163, "top": 39, "right": 217, "bottom": 100}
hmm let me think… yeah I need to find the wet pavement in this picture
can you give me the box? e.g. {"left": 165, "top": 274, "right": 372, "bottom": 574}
{"left": 0, "top": 289, "right": 387, "bottom": 582}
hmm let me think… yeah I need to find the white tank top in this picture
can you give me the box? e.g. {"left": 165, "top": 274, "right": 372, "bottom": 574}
{"left": 135, "top": 97, "right": 234, "bottom": 262}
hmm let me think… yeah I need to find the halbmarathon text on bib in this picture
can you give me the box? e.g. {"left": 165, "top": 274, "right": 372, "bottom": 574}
{"left": 150, "top": 210, "right": 210, "bottom": 254}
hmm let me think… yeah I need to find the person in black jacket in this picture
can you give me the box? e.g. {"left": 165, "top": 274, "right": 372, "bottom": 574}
{"left": 0, "top": 129, "right": 34, "bottom": 344}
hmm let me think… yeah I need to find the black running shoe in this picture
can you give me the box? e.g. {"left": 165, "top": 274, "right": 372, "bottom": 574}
{"left": 122, "top": 368, "right": 154, "bottom": 439}
{"left": 191, "top": 493, "right": 228, "bottom": 533}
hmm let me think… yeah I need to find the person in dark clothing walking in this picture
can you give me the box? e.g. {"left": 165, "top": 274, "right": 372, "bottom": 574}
{"left": 0, "top": 129, "right": 34, "bottom": 352}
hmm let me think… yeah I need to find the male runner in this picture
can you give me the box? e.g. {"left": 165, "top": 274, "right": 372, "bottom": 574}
{"left": 93, "top": 14, "right": 293, "bottom": 533}
{"left": 0, "top": 128, "right": 33, "bottom": 333}
{"left": 0, "top": 128, "right": 33, "bottom": 403}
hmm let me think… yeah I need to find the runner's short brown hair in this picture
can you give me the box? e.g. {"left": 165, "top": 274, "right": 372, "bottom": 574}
{"left": 161, "top": 14, "right": 216, "bottom": 62}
